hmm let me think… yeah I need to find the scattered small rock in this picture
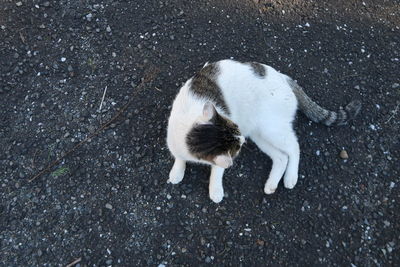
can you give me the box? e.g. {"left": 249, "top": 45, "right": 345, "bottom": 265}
{"left": 16, "top": 2, "right": 22, "bottom": 7}
{"left": 340, "top": 150, "right": 349, "bottom": 159}
{"left": 105, "top": 203, "right": 113, "bottom": 209}
{"left": 86, "top": 13, "right": 93, "bottom": 21}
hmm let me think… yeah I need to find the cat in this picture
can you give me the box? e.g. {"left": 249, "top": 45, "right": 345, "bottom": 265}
{"left": 166, "top": 59, "right": 361, "bottom": 203}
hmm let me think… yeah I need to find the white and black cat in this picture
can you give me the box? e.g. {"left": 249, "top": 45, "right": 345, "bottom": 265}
{"left": 166, "top": 59, "right": 361, "bottom": 203}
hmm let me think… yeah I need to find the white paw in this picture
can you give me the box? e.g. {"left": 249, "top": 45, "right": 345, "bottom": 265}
{"left": 264, "top": 185, "right": 277, "bottom": 194}
{"left": 209, "top": 188, "right": 224, "bottom": 203}
{"left": 284, "top": 174, "right": 298, "bottom": 189}
{"left": 167, "top": 168, "right": 184, "bottom": 184}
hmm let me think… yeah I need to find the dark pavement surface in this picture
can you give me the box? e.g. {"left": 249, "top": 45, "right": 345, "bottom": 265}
{"left": 1, "top": 0, "right": 399, "bottom": 266}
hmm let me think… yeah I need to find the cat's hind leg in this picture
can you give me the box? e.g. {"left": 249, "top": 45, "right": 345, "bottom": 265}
{"left": 167, "top": 158, "right": 186, "bottom": 184}
{"left": 265, "top": 130, "right": 300, "bottom": 190}
{"left": 252, "top": 134, "right": 288, "bottom": 194}
{"left": 281, "top": 134, "right": 300, "bottom": 190}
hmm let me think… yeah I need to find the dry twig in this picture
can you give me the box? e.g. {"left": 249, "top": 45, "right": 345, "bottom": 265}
{"left": 385, "top": 103, "right": 399, "bottom": 124}
{"left": 65, "top": 257, "right": 81, "bottom": 267}
{"left": 19, "top": 32, "right": 26, "bottom": 45}
{"left": 28, "top": 67, "right": 159, "bottom": 182}
{"left": 98, "top": 85, "right": 108, "bottom": 112}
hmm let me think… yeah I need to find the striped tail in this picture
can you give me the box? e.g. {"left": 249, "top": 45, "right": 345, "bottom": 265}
{"left": 287, "top": 78, "right": 361, "bottom": 126}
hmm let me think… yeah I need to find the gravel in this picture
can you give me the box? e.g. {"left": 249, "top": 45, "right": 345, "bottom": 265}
{"left": 0, "top": 0, "right": 399, "bottom": 266}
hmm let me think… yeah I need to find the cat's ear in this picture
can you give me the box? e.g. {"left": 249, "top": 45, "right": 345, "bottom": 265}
{"left": 203, "top": 102, "right": 216, "bottom": 121}
{"left": 214, "top": 154, "right": 233, "bottom": 169}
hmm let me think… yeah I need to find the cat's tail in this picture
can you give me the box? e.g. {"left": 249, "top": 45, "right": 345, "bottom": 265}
{"left": 288, "top": 78, "right": 362, "bottom": 126}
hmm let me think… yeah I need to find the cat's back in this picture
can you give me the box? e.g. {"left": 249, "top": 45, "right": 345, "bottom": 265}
{"left": 215, "top": 60, "right": 296, "bottom": 127}
{"left": 216, "top": 59, "right": 290, "bottom": 97}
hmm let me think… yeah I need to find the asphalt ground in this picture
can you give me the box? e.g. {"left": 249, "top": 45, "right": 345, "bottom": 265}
{"left": 0, "top": 0, "right": 399, "bottom": 266}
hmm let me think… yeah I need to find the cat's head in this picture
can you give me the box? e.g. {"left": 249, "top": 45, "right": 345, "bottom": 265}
{"left": 186, "top": 102, "right": 245, "bottom": 168}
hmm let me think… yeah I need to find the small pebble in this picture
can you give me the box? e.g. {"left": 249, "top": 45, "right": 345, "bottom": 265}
{"left": 339, "top": 150, "right": 349, "bottom": 159}
{"left": 16, "top": 2, "right": 22, "bottom": 7}
{"left": 105, "top": 203, "right": 113, "bottom": 209}
{"left": 86, "top": 13, "right": 93, "bottom": 21}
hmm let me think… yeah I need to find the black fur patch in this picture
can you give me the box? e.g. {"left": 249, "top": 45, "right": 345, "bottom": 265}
{"left": 186, "top": 111, "right": 241, "bottom": 163}
{"left": 189, "top": 63, "right": 230, "bottom": 114}
{"left": 247, "top": 62, "right": 266, "bottom": 77}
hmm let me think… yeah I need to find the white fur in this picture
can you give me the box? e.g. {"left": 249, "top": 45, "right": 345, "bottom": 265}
{"left": 167, "top": 59, "right": 300, "bottom": 203}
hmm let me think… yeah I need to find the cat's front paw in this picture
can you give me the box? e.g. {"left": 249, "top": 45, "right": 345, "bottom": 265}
{"left": 167, "top": 168, "right": 185, "bottom": 184}
{"left": 264, "top": 185, "right": 277, "bottom": 194}
{"left": 283, "top": 174, "right": 298, "bottom": 189}
{"left": 209, "top": 187, "right": 224, "bottom": 203}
